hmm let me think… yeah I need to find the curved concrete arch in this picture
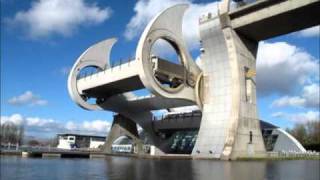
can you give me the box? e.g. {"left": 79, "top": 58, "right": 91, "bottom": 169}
{"left": 99, "top": 93, "right": 171, "bottom": 154}
{"left": 104, "top": 114, "right": 143, "bottom": 154}
{"left": 112, "top": 135, "right": 133, "bottom": 145}
{"left": 272, "top": 128, "right": 306, "bottom": 153}
{"left": 68, "top": 38, "right": 117, "bottom": 110}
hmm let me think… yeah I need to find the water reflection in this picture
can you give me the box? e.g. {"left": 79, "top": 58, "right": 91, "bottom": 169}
{"left": 1, "top": 156, "right": 319, "bottom": 180}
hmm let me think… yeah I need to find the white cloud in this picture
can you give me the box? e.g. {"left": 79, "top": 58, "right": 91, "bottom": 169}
{"left": 257, "top": 42, "right": 319, "bottom": 96}
{"left": 0, "top": 114, "right": 24, "bottom": 125}
{"left": 66, "top": 120, "right": 111, "bottom": 133}
{"left": 9, "top": 0, "right": 112, "bottom": 38}
{"left": 124, "top": 0, "right": 186, "bottom": 40}
{"left": 1, "top": 114, "right": 62, "bottom": 133}
{"left": 272, "top": 111, "right": 319, "bottom": 123}
{"left": 124, "top": 0, "right": 219, "bottom": 50}
{"left": 271, "top": 83, "right": 319, "bottom": 108}
{"left": 271, "top": 112, "right": 285, "bottom": 118}
{"left": 26, "top": 117, "right": 55, "bottom": 127}
{"left": 302, "top": 83, "right": 320, "bottom": 108}
{"left": 290, "top": 111, "right": 319, "bottom": 122}
{"left": 8, "top": 91, "right": 48, "bottom": 106}
{"left": 81, "top": 120, "right": 111, "bottom": 133}
{"left": 295, "top": 25, "right": 320, "bottom": 37}
{"left": 271, "top": 96, "right": 305, "bottom": 108}
{"left": 65, "top": 121, "right": 77, "bottom": 131}
{"left": 1, "top": 114, "right": 111, "bottom": 136}
{"left": 59, "top": 119, "right": 111, "bottom": 135}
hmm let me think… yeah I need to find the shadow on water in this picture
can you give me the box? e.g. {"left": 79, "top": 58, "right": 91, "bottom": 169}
{"left": 1, "top": 156, "right": 319, "bottom": 180}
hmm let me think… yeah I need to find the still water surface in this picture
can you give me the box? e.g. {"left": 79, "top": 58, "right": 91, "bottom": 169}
{"left": 1, "top": 156, "right": 319, "bottom": 180}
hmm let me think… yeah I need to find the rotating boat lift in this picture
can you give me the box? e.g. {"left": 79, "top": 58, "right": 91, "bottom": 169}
{"left": 68, "top": 0, "right": 319, "bottom": 159}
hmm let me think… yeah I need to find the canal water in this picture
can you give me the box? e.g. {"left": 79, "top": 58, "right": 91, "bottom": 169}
{"left": 1, "top": 156, "right": 319, "bottom": 180}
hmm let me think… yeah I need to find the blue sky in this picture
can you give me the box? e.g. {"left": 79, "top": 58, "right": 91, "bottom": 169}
{"left": 1, "top": 0, "right": 319, "bottom": 138}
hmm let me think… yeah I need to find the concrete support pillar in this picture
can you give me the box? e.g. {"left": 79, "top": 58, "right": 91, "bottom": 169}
{"left": 192, "top": 13, "right": 266, "bottom": 160}
{"left": 104, "top": 114, "right": 143, "bottom": 154}
{"left": 222, "top": 27, "right": 266, "bottom": 160}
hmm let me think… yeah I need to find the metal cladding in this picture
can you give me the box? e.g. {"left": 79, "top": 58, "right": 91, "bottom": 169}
{"left": 67, "top": 1, "right": 319, "bottom": 160}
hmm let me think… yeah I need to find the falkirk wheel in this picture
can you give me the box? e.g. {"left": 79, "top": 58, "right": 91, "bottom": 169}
{"left": 68, "top": 1, "right": 319, "bottom": 160}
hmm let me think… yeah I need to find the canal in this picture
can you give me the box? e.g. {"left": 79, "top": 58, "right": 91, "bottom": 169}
{"left": 1, "top": 156, "right": 319, "bottom": 180}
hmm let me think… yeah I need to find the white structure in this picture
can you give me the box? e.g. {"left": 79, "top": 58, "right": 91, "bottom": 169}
{"left": 67, "top": 1, "right": 318, "bottom": 159}
{"left": 111, "top": 136, "right": 134, "bottom": 153}
{"left": 57, "top": 135, "right": 76, "bottom": 150}
{"left": 89, "top": 138, "right": 105, "bottom": 149}
{"left": 272, "top": 128, "right": 306, "bottom": 153}
{"left": 57, "top": 134, "right": 105, "bottom": 150}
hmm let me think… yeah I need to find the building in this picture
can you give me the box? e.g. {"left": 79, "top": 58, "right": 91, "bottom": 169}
{"left": 67, "top": 1, "right": 318, "bottom": 159}
{"left": 57, "top": 133, "right": 105, "bottom": 150}
{"left": 153, "top": 111, "right": 306, "bottom": 154}
{"left": 106, "top": 112, "right": 306, "bottom": 155}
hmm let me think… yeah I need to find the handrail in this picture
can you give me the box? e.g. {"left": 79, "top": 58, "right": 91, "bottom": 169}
{"left": 77, "top": 58, "right": 136, "bottom": 81}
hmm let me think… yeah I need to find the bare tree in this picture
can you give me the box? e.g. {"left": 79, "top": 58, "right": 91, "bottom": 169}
{"left": 0, "top": 122, "right": 24, "bottom": 145}
{"left": 287, "top": 121, "right": 320, "bottom": 146}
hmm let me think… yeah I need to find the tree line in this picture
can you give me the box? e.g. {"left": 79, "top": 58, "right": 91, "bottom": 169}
{"left": 0, "top": 122, "right": 24, "bottom": 145}
{"left": 286, "top": 121, "right": 320, "bottom": 151}
{"left": 1, "top": 122, "right": 58, "bottom": 147}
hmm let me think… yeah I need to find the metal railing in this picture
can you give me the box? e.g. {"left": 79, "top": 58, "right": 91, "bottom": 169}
{"left": 76, "top": 57, "right": 135, "bottom": 80}
{"left": 1, "top": 145, "right": 102, "bottom": 153}
{"left": 268, "top": 151, "right": 320, "bottom": 158}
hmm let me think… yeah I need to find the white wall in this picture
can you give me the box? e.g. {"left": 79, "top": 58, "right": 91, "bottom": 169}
{"left": 272, "top": 128, "right": 306, "bottom": 152}
{"left": 89, "top": 140, "right": 105, "bottom": 149}
{"left": 57, "top": 135, "right": 75, "bottom": 149}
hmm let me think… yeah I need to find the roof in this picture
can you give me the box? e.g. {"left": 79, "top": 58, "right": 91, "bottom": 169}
{"left": 260, "top": 120, "right": 278, "bottom": 129}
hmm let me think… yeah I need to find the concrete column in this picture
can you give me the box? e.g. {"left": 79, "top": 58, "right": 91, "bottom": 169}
{"left": 192, "top": 13, "right": 266, "bottom": 160}
{"left": 104, "top": 114, "right": 143, "bottom": 154}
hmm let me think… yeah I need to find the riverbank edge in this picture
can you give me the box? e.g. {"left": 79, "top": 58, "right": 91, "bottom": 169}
{"left": 1, "top": 150, "right": 319, "bottom": 161}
